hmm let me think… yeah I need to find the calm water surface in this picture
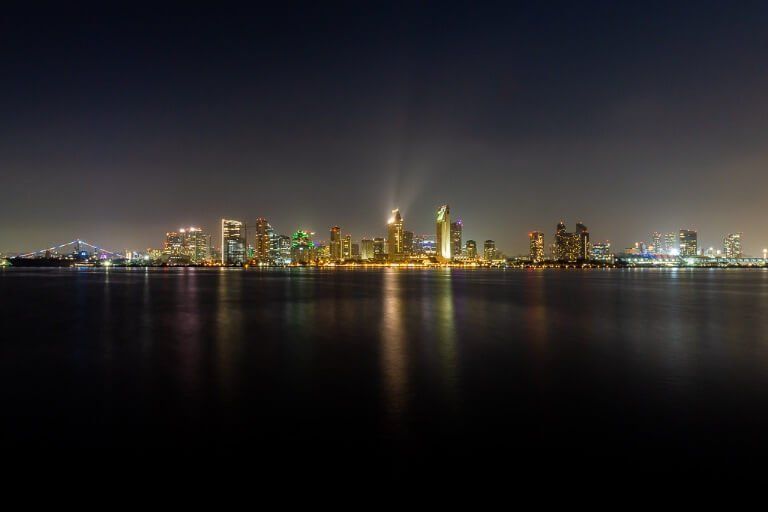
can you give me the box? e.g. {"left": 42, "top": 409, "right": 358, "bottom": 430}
{"left": 3, "top": 267, "right": 768, "bottom": 476}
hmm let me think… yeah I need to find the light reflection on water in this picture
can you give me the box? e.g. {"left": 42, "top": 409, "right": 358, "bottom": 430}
{"left": 4, "top": 267, "right": 768, "bottom": 465}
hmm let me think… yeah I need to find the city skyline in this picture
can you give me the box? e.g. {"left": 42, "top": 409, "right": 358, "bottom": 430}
{"left": 4, "top": 3, "right": 768, "bottom": 255}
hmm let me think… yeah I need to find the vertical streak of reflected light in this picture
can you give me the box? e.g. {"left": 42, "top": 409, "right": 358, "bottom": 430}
{"left": 216, "top": 269, "right": 243, "bottom": 403}
{"left": 436, "top": 272, "right": 459, "bottom": 413}
{"left": 381, "top": 270, "right": 408, "bottom": 434}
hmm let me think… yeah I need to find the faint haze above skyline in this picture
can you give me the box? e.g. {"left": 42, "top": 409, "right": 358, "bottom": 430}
{"left": 3, "top": 2, "right": 768, "bottom": 255}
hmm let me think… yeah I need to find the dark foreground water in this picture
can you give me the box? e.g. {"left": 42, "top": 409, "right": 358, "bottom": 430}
{"left": 3, "top": 267, "right": 768, "bottom": 480}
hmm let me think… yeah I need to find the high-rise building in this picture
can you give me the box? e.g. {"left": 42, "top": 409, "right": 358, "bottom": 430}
{"left": 360, "top": 238, "right": 374, "bottom": 261}
{"left": 679, "top": 229, "right": 698, "bottom": 257}
{"left": 351, "top": 243, "right": 360, "bottom": 259}
{"left": 529, "top": 231, "right": 544, "bottom": 262}
{"left": 591, "top": 241, "right": 612, "bottom": 262}
{"left": 554, "top": 221, "right": 581, "bottom": 262}
{"left": 484, "top": 240, "right": 496, "bottom": 261}
{"left": 277, "top": 235, "right": 291, "bottom": 264}
{"left": 651, "top": 232, "right": 662, "bottom": 254}
{"left": 387, "top": 209, "right": 404, "bottom": 261}
{"left": 723, "top": 233, "right": 743, "bottom": 258}
{"left": 450, "top": 220, "right": 463, "bottom": 258}
{"left": 291, "top": 230, "right": 314, "bottom": 264}
{"left": 576, "top": 222, "right": 590, "bottom": 260}
{"left": 183, "top": 227, "right": 210, "bottom": 264}
{"left": 342, "top": 234, "right": 352, "bottom": 260}
{"left": 373, "top": 237, "right": 386, "bottom": 261}
{"left": 436, "top": 205, "right": 451, "bottom": 261}
{"left": 465, "top": 240, "right": 477, "bottom": 259}
{"left": 403, "top": 231, "right": 414, "bottom": 256}
{"left": 222, "top": 219, "right": 246, "bottom": 265}
{"left": 664, "top": 233, "right": 676, "bottom": 254}
{"left": 253, "top": 218, "right": 271, "bottom": 262}
{"left": 329, "top": 226, "right": 342, "bottom": 261}
{"left": 164, "top": 231, "right": 184, "bottom": 257}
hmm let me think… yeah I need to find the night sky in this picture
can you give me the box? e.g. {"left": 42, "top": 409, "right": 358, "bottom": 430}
{"left": 3, "top": 2, "right": 768, "bottom": 255}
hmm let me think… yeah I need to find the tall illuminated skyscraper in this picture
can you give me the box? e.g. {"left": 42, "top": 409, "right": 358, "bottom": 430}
{"left": 330, "top": 226, "right": 342, "bottom": 261}
{"left": 450, "top": 220, "right": 463, "bottom": 258}
{"left": 664, "top": 233, "right": 676, "bottom": 254}
{"left": 342, "top": 234, "right": 352, "bottom": 260}
{"left": 403, "top": 231, "right": 414, "bottom": 256}
{"left": 222, "top": 219, "right": 246, "bottom": 265}
{"left": 529, "top": 231, "right": 544, "bottom": 262}
{"left": 291, "top": 230, "right": 314, "bottom": 264}
{"left": 373, "top": 237, "right": 386, "bottom": 261}
{"left": 436, "top": 205, "right": 451, "bottom": 261}
{"left": 723, "top": 233, "right": 743, "bottom": 258}
{"left": 576, "top": 222, "right": 590, "bottom": 260}
{"left": 253, "top": 218, "right": 271, "bottom": 262}
{"left": 679, "top": 229, "right": 698, "bottom": 257}
{"left": 465, "top": 240, "right": 477, "bottom": 259}
{"left": 360, "top": 238, "right": 374, "bottom": 261}
{"left": 387, "top": 209, "right": 404, "bottom": 261}
{"left": 651, "top": 232, "right": 662, "bottom": 254}
{"left": 183, "top": 227, "right": 210, "bottom": 264}
{"left": 484, "top": 240, "right": 496, "bottom": 261}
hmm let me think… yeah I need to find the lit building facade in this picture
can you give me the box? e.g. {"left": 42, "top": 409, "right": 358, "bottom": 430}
{"left": 329, "top": 226, "right": 342, "bottom": 261}
{"left": 436, "top": 205, "right": 451, "bottom": 261}
{"left": 360, "top": 238, "right": 374, "bottom": 261}
{"left": 591, "top": 241, "right": 612, "bottom": 262}
{"left": 291, "top": 230, "right": 314, "bottom": 264}
{"left": 403, "top": 231, "right": 414, "bottom": 256}
{"left": 679, "top": 229, "right": 698, "bottom": 257}
{"left": 183, "top": 227, "right": 210, "bottom": 264}
{"left": 342, "top": 234, "right": 352, "bottom": 260}
{"left": 465, "top": 240, "right": 477, "bottom": 259}
{"left": 373, "top": 237, "right": 386, "bottom": 261}
{"left": 529, "top": 231, "right": 544, "bottom": 262}
{"left": 222, "top": 219, "right": 246, "bottom": 266}
{"left": 253, "top": 218, "right": 271, "bottom": 262}
{"left": 450, "top": 220, "right": 463, "bottom": 259}
{"left": 483, "top": 240, "right": 496, "bottom": 261}
{"left": 664, "top": 233, "right": 676, "bottom": 254}
{"left": 723, "top": 233, "right": 743, "bottom": 258}
{"left": 387, "top": 209, "right": 404, "bottom": 261}
{"left": 554, "top": 221, "right": 581, "bottom": 262}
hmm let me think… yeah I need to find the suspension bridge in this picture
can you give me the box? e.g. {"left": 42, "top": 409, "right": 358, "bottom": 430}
{"left": 15, "top": 239, "right": 125, "bottom": 259}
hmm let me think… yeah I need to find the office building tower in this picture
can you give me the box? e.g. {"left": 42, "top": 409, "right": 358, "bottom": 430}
{"left": 351, "top": 243, "right": 360, "bottom": 259}
{"left": 465, "top": 240, "right": 477, "bottom": 259}
{"left": 651, "top": 232, "right": 662, "bottom": 254}
{"left": 451, "top": 220, "right": 463, "bottom": 258}
{"left": 329, "top": 226, "right": 342, "bottom": 261}
{"left": 164, "top": 231, "right": 184, "bottom": 257}
{"left": 576, "top": 222, "right": 590, "bottom": 260}
{"left": 342, "top": 234, "right": 352, "bottom": 260}
{"left": 484, "top": 240, "right": 496, "bottom": 261}
{"left": 360, "top": 238, "right": 374, "bottom": 261}
{"left": 664, "top": 232, "right": 676, "bottom": 254}
{"left": 436, "top": 205, "right": 451, "bottom": 261}
{"left": 591, "top": 241, "right": 612, "bottom": 262}
{"left": 529, "top": 231, "right": 544, "bottom": 262}
{"left": 277, "top": 235, "right": 291, "bottom": 264}
{"left": 679, "top": 229, "right": 698, "bottom": 257}
{"left": 291, "top": 230, "right": 314, "bottom": 264}
{"left": 387, "top": 209, "right": 404, "bottom": 261}
{"left": 252, "top": 217, "right": 271, "bottom": 261}
{"left": 403, "top": 230, "right": 414, "bottom": 256}
{"left": 373, "top": 237, "right": 386, "bottom": 261}
{"left": 222, "top": 219, "right": 246, "bottom": 265}
{"left": 183, "top": 227, "right": 210, "bottom": 264}
{"left": 723, "top": 233, "right": 743, "bottom": 258}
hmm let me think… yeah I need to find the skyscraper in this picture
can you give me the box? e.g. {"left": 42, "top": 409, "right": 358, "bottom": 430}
{"left": 465, "top": 240, "right": 477, "bottom": 259}
{"left": 450, "top": 220, "right": 463, "bottom": 258}
{"left": 651, "top": 232, "right": 662, "bottom": 254}
{"left": 329, "top": 226, "right": 342, "bottom": 261}
{"left": 529, "top": 231, "right": 544, "bottom": 263}
{"left": 484, "top": 240, "right": 496, "bottom": 261}
{"left": 679, "top": 229, "right": 698, "bottom": 257}
{"left": 402, "top": 230, "right": 414, "bottom": 256}
{"left": 183, "top": 227, "right": 210, "bottom": 264}
{"left": 253, "top": 218, "right": 271, "bottom": 262}
{"left": 664, "top": 233, "right": 676, "bottom": 254}
{"left": 436, "top": 205, "right": 451, "bottom": 261}
{"left": 291, "top": 230, "right": 314, "bottom": 264}
{"left": 360, "top": 238, "right": 374, "bottom": 261}
{"left": 387, "top": 209, "right": 404, "bottom": 261}
{"left": 342, "top": 234, "right": 352, "bottom": 260}
{"left": 576, "top": 222, "right": 590, "bottom": 260}
{"left": 723, "top": 233, "right": 743, "bottom": 258}
{"left": 373, "top": 237, "right": 386, "bottom": 261}
{"left": 222, "top": 219, "right": 246, "bottom": 265}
